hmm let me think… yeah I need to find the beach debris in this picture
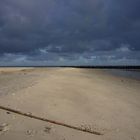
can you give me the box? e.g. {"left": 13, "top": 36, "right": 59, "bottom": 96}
{"left": 6, "top": 112, "right": 11, "bottom": 114}
{"left": 0, "top": 123, "right": 9, "bottom": 134}
{"left": 27, "top": 112, "right": 32, "bottom": 115}
{"left": 80, "top": 124, "right": 93, "bottom": 132}
{"left": 80, "top": 124, "right": 104, "bottom": 134}
{"left": 44, "top": 126, "right": 51, "bottom": 134}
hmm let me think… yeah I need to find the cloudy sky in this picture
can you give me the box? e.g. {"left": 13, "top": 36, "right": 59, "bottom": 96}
{"left": 0, "top": 0, "right": 140, "bottom": 66}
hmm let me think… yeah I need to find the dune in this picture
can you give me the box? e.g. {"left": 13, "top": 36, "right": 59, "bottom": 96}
{"left": 0, "top": 68, "right": 140, "bottom": 140}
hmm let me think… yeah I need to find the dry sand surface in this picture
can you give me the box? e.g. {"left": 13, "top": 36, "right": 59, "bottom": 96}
{"left": 0, "top": 68, "right": 140, "bottom": 140}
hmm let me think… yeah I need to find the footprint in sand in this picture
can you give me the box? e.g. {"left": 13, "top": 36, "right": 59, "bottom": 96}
{"left": 0, "top": 123, "right": 10, "bottom": 134}
{"left": 44, "top": 126, "right": 52, "bottom": 134}
{"left": 26, "top": 130, "right": 37, "bottom": 136}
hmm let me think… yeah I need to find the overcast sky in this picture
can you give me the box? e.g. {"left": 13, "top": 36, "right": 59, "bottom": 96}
{"left": 0, "top": 0, "right": 140, "bottom": 66}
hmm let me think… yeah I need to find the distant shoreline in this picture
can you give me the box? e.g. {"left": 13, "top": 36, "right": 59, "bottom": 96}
{"left": 0, "top": 65, "right": 140, "bottom": 69}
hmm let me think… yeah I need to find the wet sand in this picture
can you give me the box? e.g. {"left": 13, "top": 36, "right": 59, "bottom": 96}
{"left": 0, "top": 68, "right": 140, "bottom": 140}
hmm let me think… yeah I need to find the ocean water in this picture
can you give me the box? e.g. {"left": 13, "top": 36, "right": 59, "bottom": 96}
{"left": 106, "top": 69, "right": 140, "bottom": 80}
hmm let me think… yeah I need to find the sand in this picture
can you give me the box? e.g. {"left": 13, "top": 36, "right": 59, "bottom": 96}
{"left": 0, "top": 68, "right": 140, "bottom": 140}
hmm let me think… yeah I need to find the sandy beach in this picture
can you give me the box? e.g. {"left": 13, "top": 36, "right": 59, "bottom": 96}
{"left": 0, "top": 68, "right": 140, "bottom": 140}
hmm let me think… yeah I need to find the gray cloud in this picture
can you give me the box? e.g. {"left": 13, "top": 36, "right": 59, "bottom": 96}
{"left": 0, "top": 0, "right": 140, "bottom": 65}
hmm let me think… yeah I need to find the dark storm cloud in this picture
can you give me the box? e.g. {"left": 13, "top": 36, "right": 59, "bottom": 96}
{"left": 0, "top": 0, "right": 140, "bottom": 65}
